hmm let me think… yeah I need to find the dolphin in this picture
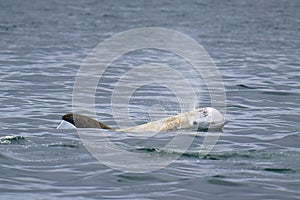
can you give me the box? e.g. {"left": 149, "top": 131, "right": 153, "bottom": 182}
{"left": 58, "top": 107, "right": 226, "bottom": 132}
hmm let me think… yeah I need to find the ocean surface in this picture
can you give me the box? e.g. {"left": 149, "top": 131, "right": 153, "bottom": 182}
{"left": 0, "top": 0, "right": 299, "bottom": 199}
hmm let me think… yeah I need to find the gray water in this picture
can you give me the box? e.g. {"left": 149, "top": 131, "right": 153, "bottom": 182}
{"left": 1, "top": 0, "right": 300, "bottom": 199}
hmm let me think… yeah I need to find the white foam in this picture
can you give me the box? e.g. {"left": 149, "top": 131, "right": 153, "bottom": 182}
{"left": 57, "top": 120, "right": 76, "bottom": 129}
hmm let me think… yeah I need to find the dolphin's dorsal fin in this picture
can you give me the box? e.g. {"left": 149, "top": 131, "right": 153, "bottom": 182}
{"left": 62, "top": 113, "right": 113, "bottom": 129}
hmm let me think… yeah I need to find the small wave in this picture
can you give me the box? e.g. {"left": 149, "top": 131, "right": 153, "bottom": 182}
{"left": 0, "top": 135, "right": 26, "bottom": 144}
{"left": 207, "top": 178, "right": 243, "bottom": 187}
{"left": 264, "top": 168, "right": 296, "bottom": 174}
{"left": 132, "top": 147, "right": 288, "bottom": 161}
{"left": 203, "top": 152, "right": 253, "bottom": 160}
{"left": 260, "top": 90, "right": 295, "bottom": 96}
{"left": 236, "top": 84, "right": 296, "bottom": 96}
{"left": 237, "top": 84, "right": 257, "bottom": 89}
{"left": 48, "top": 142, "right": 79, "bottom": 148}
{"left": 133, "top": 146, "right": 212, "bottom": 158}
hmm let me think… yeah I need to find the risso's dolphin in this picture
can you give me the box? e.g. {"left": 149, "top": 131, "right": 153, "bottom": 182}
{"left": 57, "top": 107, "right": 226, "bottom": 132}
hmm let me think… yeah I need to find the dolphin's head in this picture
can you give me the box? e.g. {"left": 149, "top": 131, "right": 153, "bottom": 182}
{"left": 188, "top": 107, "right": 226, "bottom": 130}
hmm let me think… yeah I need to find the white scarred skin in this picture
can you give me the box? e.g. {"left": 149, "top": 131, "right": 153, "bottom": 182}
{"left": 58, "top": 107, "right": 226, "bottom": 132}
{"left": 121, "top": 107, "right": 225, "bottom": 132}
{"left": 187, "top": 107, "right": 226, "bottom": 129}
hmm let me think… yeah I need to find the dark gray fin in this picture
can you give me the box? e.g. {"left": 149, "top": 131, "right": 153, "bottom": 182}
{"left": 62, "top": 113, "right": 113, "bottom": 129}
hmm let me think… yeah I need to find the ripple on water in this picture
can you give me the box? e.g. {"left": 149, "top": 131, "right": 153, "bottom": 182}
{"left": 0, "top": 135, "right": 26, "bottom": 145}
